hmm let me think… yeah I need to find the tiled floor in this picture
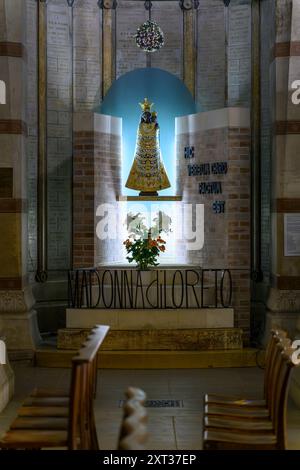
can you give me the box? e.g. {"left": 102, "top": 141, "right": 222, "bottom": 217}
{"left": 1, "top": 363, "right": 300, "bottom": 450}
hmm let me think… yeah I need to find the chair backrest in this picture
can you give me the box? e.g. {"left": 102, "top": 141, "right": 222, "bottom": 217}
{"left": 264, "top": 328, "right": 287, "bottom": 401}
{"left": 76, "top": 325, "right": 110, "bottom": 363}
{"left": 118, "top": 387, "right": 148, "bottom": 450}
{"left": 68, "top": 325, "right": 110, "bottom": 450}
{"left": 268, "top": 336, "right": 291, "bottom": 420}
{"left": 274, "top": 346, "right": 299, "bottom": 450}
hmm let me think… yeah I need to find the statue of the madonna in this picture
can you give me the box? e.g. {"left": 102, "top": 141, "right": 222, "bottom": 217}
{"left": 125, "top": 98, "right": 171, "bottom": 196}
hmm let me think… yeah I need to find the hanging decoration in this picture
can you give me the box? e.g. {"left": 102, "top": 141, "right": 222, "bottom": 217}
{"left": 135, "top": 20, "right": 164, "bottom": 52}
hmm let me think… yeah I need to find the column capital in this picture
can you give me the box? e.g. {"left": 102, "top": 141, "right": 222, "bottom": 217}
{"left": 98, "top": 0, "right": 117, "bottom": 9}
{"left": 179, "top": 0, "right": 199, "bottom": 11}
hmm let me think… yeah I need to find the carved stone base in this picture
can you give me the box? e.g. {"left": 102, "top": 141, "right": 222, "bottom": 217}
{"left": 264, "top": 288, "right": 300, "bottom": 345}
{"left": 264, "top": 311, "right": 300, "bottom": 343}
{"left": 0, "top": 359, "right": 14, "bottom": 413}
{"left": 267, "top": 287, "right": 300, "bottom": 314}
{"left": 58, "top": 327, "right": 243, "bottom": 351}
{"left": 0, "top": 287, "right": 42, "bottom": 357}
{"left": 0, "top": 310, "right": 41, "bottom": 359}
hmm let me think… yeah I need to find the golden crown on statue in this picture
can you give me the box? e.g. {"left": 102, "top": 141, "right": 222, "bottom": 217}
{"left": 139, "top": 97, "right": 154, "bottom": 112}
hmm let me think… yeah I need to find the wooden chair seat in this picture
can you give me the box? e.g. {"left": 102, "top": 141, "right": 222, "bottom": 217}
{"left": 204, "top": 403, "right": 269, "bottom": 418}
{"left": 18, "top": 406, "right": 69, "bottom": 418}
{"left": 0, "top": 430, "right": 68, "bottom": 449}
{"left": 204, "top": 415, "right": 273, "bottom": 432}
{"left": 22, "top": 397, "right": 69, "bottom": 407}
{"left": 204, "top": 394, "right": 266, "bottom": 408}
{"left": 10, "top": 417, "right": 68, "bottom": 430}
{"left": 203, "top": 428, "right": 277, "bottom": 450}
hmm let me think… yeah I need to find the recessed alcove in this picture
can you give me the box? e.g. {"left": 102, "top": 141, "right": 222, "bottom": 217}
{"left": 73, "top": 104, "right": 251, "bottom": 335}
{"left": 96, "top": 67, "right": 197, "bottom": 196}
{"left": 90, "top": 68, "right": 197, "bottom": 265}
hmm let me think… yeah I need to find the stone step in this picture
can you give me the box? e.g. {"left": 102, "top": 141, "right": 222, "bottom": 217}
{"left": 66, "top": 308, "right": 234, "bottom": 329}
{"left": 57, "top": 327, "right": 243, "bottom": 351}
{"left": 35, "top": 348, "right": 261, "bottom": 369}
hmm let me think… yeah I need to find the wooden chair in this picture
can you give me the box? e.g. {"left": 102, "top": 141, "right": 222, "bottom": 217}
{"left": 203, "top": 344, "right": 299, "bottom": 450}
{"left": 0, "top": 325, "right": 109, "bottom": 449}
{"left": 118, "top": 387, "right": 148, "bottom": 451}
{"left": 23, "top": 327, "right": 101, "bottom": 406}
{"left": 203, "top": 337, "right": 291, "bottom": 431}
{"left": 204, "top": 334, "right": 291, "bottom": 421}
{"left": 204, "top": 328, "right": 287, "bottom": 410}
{"left": 9, "top": 325, "right": 107, "bottom": 428}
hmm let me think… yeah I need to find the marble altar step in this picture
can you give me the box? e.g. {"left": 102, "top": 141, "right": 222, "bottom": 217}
{"left": 66, "top": 308, "right": 234, "bottom": 329}
{"left": 34, "top": 348, "right": 260, "bottom": 369}
{"left": 57, "top": 327, "right": 243, "bottom": 351}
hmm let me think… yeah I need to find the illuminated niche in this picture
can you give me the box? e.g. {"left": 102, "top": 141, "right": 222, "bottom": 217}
{"left": 95, "top": 68, "right": 198, "bottom": 264}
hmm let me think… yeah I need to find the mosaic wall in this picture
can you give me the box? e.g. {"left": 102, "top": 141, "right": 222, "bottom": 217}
{"left": 228, "top": 0, "right": 251, "bottom": 107}
{"left": 260, "top": 0, "right": 276, "bottom": 281}
{"left": 73, "top": 0, "right": 102, "bottom": 112}
{"left": 196, "top": 0, "right": 251, "bottom": 111}
{"left": 26, "top": 0, "right": 38, "bottom": 278}
{"left": 47, "top": 0, "right": 72, "bottom": 271}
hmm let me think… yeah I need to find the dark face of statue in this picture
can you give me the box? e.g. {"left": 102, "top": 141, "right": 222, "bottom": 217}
{"left": 141, "top": 111, "right": 152, "bottom": 123}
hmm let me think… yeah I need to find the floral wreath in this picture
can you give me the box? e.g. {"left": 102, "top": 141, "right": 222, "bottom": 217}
{"left": 135, "top": 20, "right": 164, "bottom": 53}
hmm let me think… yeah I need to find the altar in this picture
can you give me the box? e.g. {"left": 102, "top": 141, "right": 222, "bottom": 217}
{"left": 55, "top": 264, "right": 246, "bottom": 368}
{"left": 71, "top": 105, "right": 250, "bottom": 332}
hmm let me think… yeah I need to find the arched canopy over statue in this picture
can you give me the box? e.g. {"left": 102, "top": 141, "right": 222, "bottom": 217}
{"left": 125, "top": 98, "right": 171, "bottom": 196}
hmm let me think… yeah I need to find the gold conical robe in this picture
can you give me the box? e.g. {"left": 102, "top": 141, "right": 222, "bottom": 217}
{"left": 125, "top": 120, "right": 171, "bottom": 193}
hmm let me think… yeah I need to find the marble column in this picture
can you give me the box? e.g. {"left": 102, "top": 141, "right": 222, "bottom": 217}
{"left": 181, "top": 0, "right": 197, "bottom": 98}
{"left": 0, "top": 0, "right": 41, "bottom": 358}
{"left": 101, "top": 0, "right": 116, "bottom": 98}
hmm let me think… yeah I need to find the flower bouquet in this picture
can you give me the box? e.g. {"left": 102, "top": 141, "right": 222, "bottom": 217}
{"left": 123, "top": 211, "right": 171, "bottom": 270}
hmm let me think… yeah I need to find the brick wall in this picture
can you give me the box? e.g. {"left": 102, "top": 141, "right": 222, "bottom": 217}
{"left": 73, "top": 131, "right": 95, "bottom": 268}
{"left": 73, "top": 115, "right": 122, "bottom": 268}
{"left": 176, "top": 110, "right": 251, "bottom": 340}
